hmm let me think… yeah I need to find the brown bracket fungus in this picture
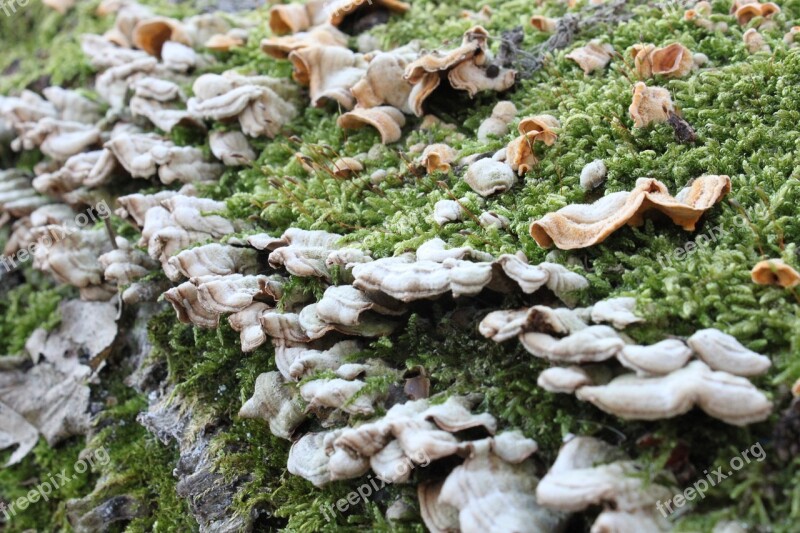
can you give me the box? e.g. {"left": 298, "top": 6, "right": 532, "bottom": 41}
{"left": 530, "top": 175, "right": 731, "bottom": 249}
{"left": 566, "top": 40, "right": 615, "bottom": 75}
{"left": 506, "top": 114, "right": 560, "bottom": 175}
{"left": 751, "top": 258, "right": 800, "bottom": 288}
{"left": 337, "top": 106, "right": 406, "bottom": 144}
{"left": 629, "top": 82, "right": 675, "bottom": 128}
{"left": 531, "top": 15, "right": 558, "bottom": 33}
{"left": 132, "top": 17, "right": 192, "bottom": 57}
{"left": 404, "top": 26, "right": 516, "bottom": 116}
{"left": 288, "top": 45, "right": 368, "bottom": 110}
{"left": 261, "top": 24, "right": 349, "bottom": 59}
{"left": 419, "top": 143, "right": 458, "bottom": 174}
{"left": 351, "top": 44, "right": 420, "bottom": 113}
{"left": 630, "top": 43, "right": 696, "bottom": 79}
{"left": 734, "top": 1, "right": 781, "bottom": 26}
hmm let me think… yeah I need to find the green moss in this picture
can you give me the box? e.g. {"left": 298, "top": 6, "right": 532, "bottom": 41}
{"left": 0, "top": 438, "right": 95, "bottom": 532}
{"left": 0, "top": 277, "right": 68, "bottom": 355}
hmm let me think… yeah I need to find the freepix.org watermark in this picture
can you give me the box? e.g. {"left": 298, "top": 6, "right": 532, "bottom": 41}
{"left": 0, "top": 200, "right": 112, "bottom": 273}
{"left": 1, "top": 447, "right": 110, "bottom": 521}
{"left": 655, "top": 204, "right": 769, "bottom": 269}
{"left": 656, "top": 441, "right": 766, "bottom": 518}
{"left": 320, "top": 448, "right": 431, "bottom": 522}
{"left": 0, "top": 0, "right": 30, "bottom": 18}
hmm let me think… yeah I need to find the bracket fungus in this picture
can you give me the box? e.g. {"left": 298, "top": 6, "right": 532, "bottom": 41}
{"left": 530, "top": 175, "right": 731, "bottom": 249}
{"left": 161, "top": 41, "right": 200, "bottom": 73}
{"left": 352, "top": 244, "right": 588, "bottom": 303}
{"left": 432, "top": 199, "right": 466, "bottom": 226}
{"left": 31, "top": 227, "right": 115, "bottom": 301}
{"left": 267, "top": 228, "right": 343, "bottom": 279}
{"left": 751, "top": 258, "right": 800, "bottom": 288}
{"left": 630, "top": 43, "right": 696, "bottom": 79}
{"left": 536, "top": 436, "right": 673, "bottom": 530}
{"left": 478, "top": 211, "right": 510, "bottom": 229}
{"left": 464, "top": 158, "right": 517, "bottom": 196}
{"left": 575, "top": 361, "right": 772, "bottom": 425}
{"left": 285, "top": 395, "right": 497, "bottom": 487}
{"left": 99, "top": 236, "right": 159, "bottom": 286}
{"left": 208, "top": 130, "right": 257, "bottom": 166}
{"left": 404, "top": 26, "right": 516, "bottom": 116}
{"left": 481, "top": 294, "right": 774, "bottom": 426}
{"left": 4, "top": 0, "right": 795, "bottom": 528}
{"left": 268, "top": 1, "right": 329, "bottom": 35}
{"left": 269, "top": 0, "right": 409, "bottom": 36}
{"left": 566, "top": 40, "right": 615, "bottom": 75}
{"left": 419, "top": 143, "right": 458, "bottom": 174}
{"left": 94, "top": 133, "right": 180, "bottom": 183}
{"left": 132, "top": 17, "right": 192, "bottom": 57}
{"left": 11, "top": 118, "right": 102, "bottom": 162}
{"left": 589, "top": 297, "right": 643, "bottom": 329}
{"left": 629, "top": 82, "right": 675, "bottom": 128}
{"left": 275, "top": 340, "right": 361, "bottom": 381}
{"left": 330, "top": 157, "right": 364, "bottom": 178}
{"left": 537, "top": 366, "right": 593, "bottom": 393}
{"left": 337, "top": 106, "right": 406, "bottom": 144}
{"left": 617, "top": 340, "right": 694, "bottom": 376}
{"left": 521, "top": 326, "right": 627, "bottom": 363}
{"left": 325, "top": 0, "right": 410, "bottom": 28}
{"left": 506, "top": 114, "right": 560, "bottom": 175}
{"left": 479, "top": 306, "right": 585, "bottom": 343}
{"left": 239, "top": 371, "right": 306, "bottom": 440}
{"left": 579, "top": 159, "right": 607, "bottom": 190}
{"left": 288, "top": 45, "right": 368, "bottom": 110}
{"left": 734, "top": 1, "right": 781, "bottom": 26}
{"left": 316, "top": 285, "right": 407, "bottom": 326}
{"left": 188, "top": 72, "right": 298, "bottom": 137}
{"left": 194, "top": 274, "right": 283, "bottom": 316}
{"left": 300, "top": 378, "right": 380, "bottom": 415}
{"left": 687, "top": 328, "right": 771, "bottom": 376}
{"left": 421, "top": 432, "right": 565, "bottom": 533}
{"left": 530, "top": 15, "right": 558, "bottom": 33}
{"left": 477, "top": 100, "right": 517, "bottom": 142}
{"left": 125, "top": 193, "right": 238, "bottom": 276}
{"left": 130, "top": 96, "right": 205, "bottom": 134}
{"left": 684, "top": 1, "right": 720, "bottom": 30}
{"left": 261, "top": 24, "right": 349, "bottom": 59}
{"left": 164, "top": 281, "right": 221, "bottom": 329}
{"left": 41, "top": 87, "right": 102, "bottom": 124}
{"left": 228, "top": 302, "right": 273, "bottom": 352}
{"left": 744, "top": 28, "right": 771, "bottom": 53}
{"left": 350, "top": 44, "right": 420, "bottom": 113}
{"left": 166, "top": 243, "right": 259, "bottom": 281}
